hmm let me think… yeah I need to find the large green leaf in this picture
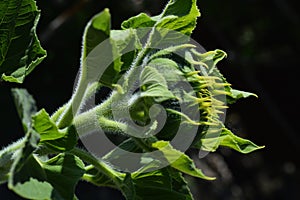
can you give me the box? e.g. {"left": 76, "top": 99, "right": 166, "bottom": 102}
{"left": 11, "top": 88, "right": 37, "bottom": 131}
{"left": 0, "top": 0, "right": 46, "bottom": 83}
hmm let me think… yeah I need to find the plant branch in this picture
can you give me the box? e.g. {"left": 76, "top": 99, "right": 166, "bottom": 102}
{"left": 70, "top": 147, "right": 124, "bottom": 187}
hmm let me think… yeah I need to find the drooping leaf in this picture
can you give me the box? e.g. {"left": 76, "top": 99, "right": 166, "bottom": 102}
{"left": 0, "top": 0, "right": 46, "bottom": 83}
{"left": 196, "top": 127, "right": 264, "bottom": 154}
{"left": 152, "top": 141, "right": 214, "bottom": 180}
{"left": 11, "top": 88, "right": 37, "bottom": 131}
{"left": 148, "top": 44, "right": 196, "bottom": 61}
{"left": 42, "top": 125, "right": 78, "bottom": 152}
{"left": 219, "top": 128, "right": 264, "bottom": 153}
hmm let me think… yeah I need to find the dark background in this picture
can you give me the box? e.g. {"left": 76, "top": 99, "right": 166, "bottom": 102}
{"left": 1, "top": 0, "right": 299, "bottom": 199}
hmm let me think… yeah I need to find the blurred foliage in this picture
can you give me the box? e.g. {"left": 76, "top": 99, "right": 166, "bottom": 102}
{"left": 0, "top": 0, "right": 299, "bottom": 199}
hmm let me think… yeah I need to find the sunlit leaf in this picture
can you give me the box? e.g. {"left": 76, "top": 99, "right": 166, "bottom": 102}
{"left": 33, "top": 109, "right": 66, "bottom": 141}
{"left": 121, "top": 13, "right": 156, "bottom": 29}
{"left": 32, "top": 109, "right": 77, "bottom": 151}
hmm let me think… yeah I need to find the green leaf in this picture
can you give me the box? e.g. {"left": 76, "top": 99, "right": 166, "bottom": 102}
{"left": 33, "top": 109, "right": 66, "bottom": 141}
{"left": 157, "top": 0, "right": 200, "bottom": 36}
{"left": 0, "top": 0, "right": 46, "bottom": 83}
{"left": 1, "top": 138, "right": 26, "bottom": 184}
{"left": 8, "top": 131, "right": 85, "bottom": 200}
{"left": 81, "top": 8, "right": 111, "bottom": 60}
{"left": 110, "top": 29, "right": 142, "bottom": 71}
{"left": 121, "top": 167, "right": 193, "bottom": 200}
{"left": 0, "top": 150, "right": 16, "bottom": 184}
{"left": 197, "top": 128, "right": 264, "bottom": 154}
{"left": 42, "top": 153, "right": 86, "bottom": 200}
{"left": 147, "top": 58, "right": 184, "bottom": 82}
{"left": 8, "top": 131, "right": 56, "bottom": 199}
{"left": 121, "top": 0, "right": 200, "bottom": 47}
{"left": 82, "top": 8, "right": 125, "bottom": 86}
{"left": 219, "top": 128, "right": 264, "bottom": 153}
{"left": 32, "top": 109, "right": 77, "bottom": 151}
{"left": 152, "top": 141, "right": 214, "bottom": 180}
{"left": 140, "top": 66, "right": 175, "bottom": 102}
{"left": 11, "top": 88, "right": 37, "bottom": 131}
{"left": 121, "top": 13, "right": 156, "bottom": 29}
{"left": 42, "top": 126, "right": 78, "bottom": 152}
{"left": 227, "top": 89, "right": 258, "bottom": 104}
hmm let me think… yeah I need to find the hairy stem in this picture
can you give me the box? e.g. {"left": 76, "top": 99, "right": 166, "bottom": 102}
{"left": 70, "top": 147, "right": 124, "bottom": 186}
{"left": 0, "top": 137, "right": 26, "bottom": 156}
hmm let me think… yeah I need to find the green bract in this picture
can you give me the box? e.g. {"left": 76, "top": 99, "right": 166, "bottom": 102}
{"left": 0, "top": 0, "right": 263, "bottom": 199}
